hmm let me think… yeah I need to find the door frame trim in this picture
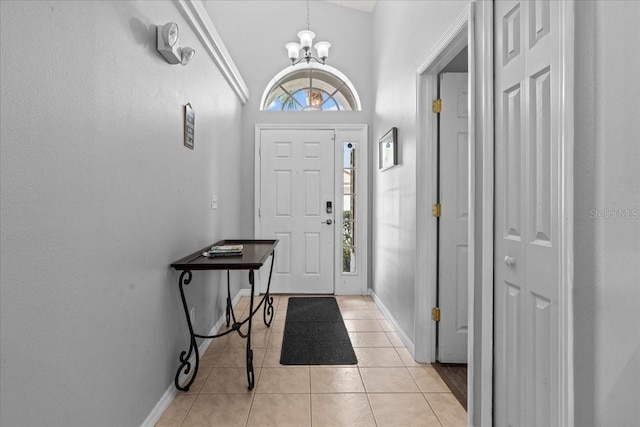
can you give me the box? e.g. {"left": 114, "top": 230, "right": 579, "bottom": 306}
{"left": 254, "top": 124, "right": 369, "bottom": 296}
{"left": 477, "top": 1, "right": 494, "bottom": 424}
{"left": 558, "top": 2, "right": 575, "bottom": 425}
{"left": 414, "top": 3, "right": 480, "bottom": 424}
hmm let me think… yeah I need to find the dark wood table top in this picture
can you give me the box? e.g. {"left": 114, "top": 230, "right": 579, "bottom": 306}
{"left": 170, "top": 239, "right": 278, "bottom": 271}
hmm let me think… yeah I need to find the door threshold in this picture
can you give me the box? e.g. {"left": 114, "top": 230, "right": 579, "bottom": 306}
{"left": 433, "top": 361, "right": 467, "bottom": 410}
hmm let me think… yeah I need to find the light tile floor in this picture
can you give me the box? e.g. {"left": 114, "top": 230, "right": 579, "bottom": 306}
{"left": 157, "top": 295, "right": 467, "bottom": 427}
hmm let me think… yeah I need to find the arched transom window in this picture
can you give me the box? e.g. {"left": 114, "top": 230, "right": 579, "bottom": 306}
{"left": 261, "top": 63, "right": 361, "bottom": 111}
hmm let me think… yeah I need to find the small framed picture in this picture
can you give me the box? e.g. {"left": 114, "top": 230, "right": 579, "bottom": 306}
{"left": 378, "top": 127, "right": 398, "bottom": 171}
{"left": 184, "top": 103, "right": 195, "bottom": 150}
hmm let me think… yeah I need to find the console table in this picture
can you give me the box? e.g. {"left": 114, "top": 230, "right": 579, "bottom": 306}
{"left": 170, "top": 239, "right": 278, "bottom": 391}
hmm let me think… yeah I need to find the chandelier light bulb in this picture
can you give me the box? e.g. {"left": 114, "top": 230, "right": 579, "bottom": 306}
{"left": 285, "top": 42, "right": 301, "bottom": 60}
{"left": 314, "top": 41, "right": 331, "bottom": 60}
{"left": 297, "top": 30, "right": 315, "bottom": 48}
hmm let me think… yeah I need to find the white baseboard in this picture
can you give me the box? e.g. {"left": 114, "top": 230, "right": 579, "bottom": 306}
{"left": 368, "top": 289, "right": 416, "bottom": 356}
{"left": 141, "top": 289, "right": 248, "bottom": 427}
{"left": 141, "top": 385, "right": 176, "bottom": 427}
{"left": 237, "top": 288, "right": 252, "bottom": 297}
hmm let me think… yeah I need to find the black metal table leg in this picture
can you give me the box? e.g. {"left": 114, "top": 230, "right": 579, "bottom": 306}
{"left": 263, "top": 251, "right": 276, "bottom": 326}
{"left": 174, "top": 270, "right": 200, "bottom": 392}
{"left": 225, "top": 270, "right": 232, "bottom": 327}
{"left": 246, "top": 269, "right": 255, "bottom": 390}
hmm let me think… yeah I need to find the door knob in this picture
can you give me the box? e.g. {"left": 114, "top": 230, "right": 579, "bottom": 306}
{"left": 504, "top": 256, "right": 516, "bottom": 266}
{"left": 322, "top": 219, "right": 333, "bottom": 225}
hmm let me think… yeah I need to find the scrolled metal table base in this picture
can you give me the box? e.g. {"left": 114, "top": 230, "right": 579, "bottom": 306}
{"left": 174, "top": 252, "right": 275, "bottom": 391}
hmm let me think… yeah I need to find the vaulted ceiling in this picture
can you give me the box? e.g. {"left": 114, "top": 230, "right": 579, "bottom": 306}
{"left": 326, "top": 1, "right": 377, "bottom": 13}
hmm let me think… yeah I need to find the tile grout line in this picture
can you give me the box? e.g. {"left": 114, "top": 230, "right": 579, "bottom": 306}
{"left": 176, "top": 394, "right": 197, "bottom": 427}
{"left": 422, "top": 392, "right": 445, "bottom": 427}
{"left": 245, "top": 296, "right": 275, "bottom": 427}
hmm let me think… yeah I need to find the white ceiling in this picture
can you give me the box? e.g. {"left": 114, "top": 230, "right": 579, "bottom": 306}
{"left": 325, "top": 1, "right": 377, "bottom": 13}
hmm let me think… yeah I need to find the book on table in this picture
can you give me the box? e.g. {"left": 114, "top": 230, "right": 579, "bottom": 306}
{"left": 202, "top": 244, "right": 243, "bottom": 257}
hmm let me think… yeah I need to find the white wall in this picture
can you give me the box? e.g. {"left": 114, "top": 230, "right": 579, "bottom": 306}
{"left": 371, "top": 0, "right": 468, "bottom": 343}
{"left": 574, "top": 1, "right": 640, "bottom": 425}
{"left": 0, "top": 1, "right": 247, "bottom": 425}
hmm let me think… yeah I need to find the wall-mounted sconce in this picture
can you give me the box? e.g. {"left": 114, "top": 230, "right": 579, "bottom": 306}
{"left": 156, "top": 22, "right": 195, "bottom": 66}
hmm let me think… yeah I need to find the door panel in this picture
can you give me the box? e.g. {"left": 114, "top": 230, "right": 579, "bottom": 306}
{"left": 504, "top": 83, "right": 523, "bottom": 240}
{"left": 275, "top": 170, "right": 292, "bottom": 216}
{"left": 530, "top": 67, "right": 552, "bottom": 244}
{"left": 504, "top": 281, "right": 522, "bottom": 427}
{"left": 274, "top": 232, "right": 291, "bottom": 275}
{"left": 438, "top": 72, "right": 469, "bottom": 363}
{"left": 495, "top": 0, "right": 560, "bottom": 425}
{"left": 304, "top": 170, "right": 321, "bottom": 215}
{"left": 454, "top": 245, "right": 469, "bottom": 332}
{"left": 259, "top": 129, "right": 335, "bottom": 294}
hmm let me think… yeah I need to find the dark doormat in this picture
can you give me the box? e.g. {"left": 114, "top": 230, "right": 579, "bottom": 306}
{"left": 280, "top": 297, "right": 357, "bottom": 365}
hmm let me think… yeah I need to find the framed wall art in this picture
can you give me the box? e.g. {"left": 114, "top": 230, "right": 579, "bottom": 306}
{"left": 184, "top": 103, "right": 195, "bottom": 150}
{"left": 378, "top": 127, "right": 398, "bottom": 171}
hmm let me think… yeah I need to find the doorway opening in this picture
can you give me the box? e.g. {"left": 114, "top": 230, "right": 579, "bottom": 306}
{"left": 414, "top": 2, "right": 476, "bottom": 421}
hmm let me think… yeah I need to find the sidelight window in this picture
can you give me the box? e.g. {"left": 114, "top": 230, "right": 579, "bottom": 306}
{"left": 343, "top": 142, "right": 357, "bottom": 273}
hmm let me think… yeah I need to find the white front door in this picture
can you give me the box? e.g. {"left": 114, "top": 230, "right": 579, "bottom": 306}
{"left": 494, "top": 0, "right": 560, "bottom": 425}
{"left": 258, "top": 129, "right": 335, "bottom": 294}
{"left": 438, "top": 72, "right": 469, "bottom": 363}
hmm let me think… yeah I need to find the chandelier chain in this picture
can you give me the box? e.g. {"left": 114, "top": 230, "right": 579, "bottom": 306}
{"left": 306, "top": 0, "right": 310, "bottom": 30}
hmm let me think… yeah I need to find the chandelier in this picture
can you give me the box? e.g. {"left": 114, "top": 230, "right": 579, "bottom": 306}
{"left": 285, "top": 1, "right": 331, "bottom": 66}
{"left": 306, "top": 88, "right": 323, "bottom": 110}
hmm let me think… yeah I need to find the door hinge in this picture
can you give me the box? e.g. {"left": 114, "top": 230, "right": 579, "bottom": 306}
{"left": 432, "top": 98, "right": 442, "bottom": 114}
{"left": 432, "top": 203, "right": 441, "bottom": 217}
{"left": 258, "top": 208, "right": 261, "bottom": 218}
{"left": 432, "top": 307, "right": 441, "bottom": 322}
